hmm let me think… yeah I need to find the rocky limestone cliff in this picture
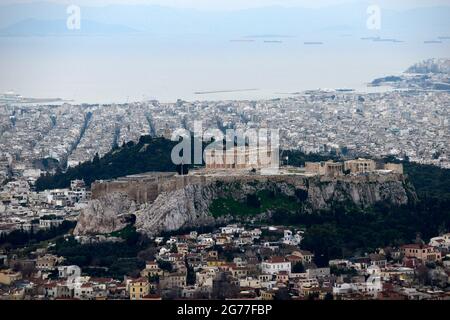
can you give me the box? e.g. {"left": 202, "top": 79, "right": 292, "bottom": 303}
{"left": 75, "top": 172, "right": 417, "bottom": 236}
{"left": 134, "top": 184, "right": 218, "bottom": 236}
{"left": 74, "top": 193, "right": 137, "bottom": 235}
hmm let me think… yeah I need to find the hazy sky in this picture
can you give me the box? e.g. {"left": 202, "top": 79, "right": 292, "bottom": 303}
{"left": 4, "top": 0, "right": 450, "bottom": 10}
{"left": 1, "top": 0, "right": 449, "bottom": 103}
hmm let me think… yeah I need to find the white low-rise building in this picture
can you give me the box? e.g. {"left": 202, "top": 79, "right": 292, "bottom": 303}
{"left": 58, "top": 265, "right": 81, "bottom": 279}
{"left": 333, "top": 275, "right": 383, "bottom": 297}
{"left": 429, "top": 233, "right": 450, "bottom": 249}
{"left": 261, "top": 257, "right": 291, "bottom": 275}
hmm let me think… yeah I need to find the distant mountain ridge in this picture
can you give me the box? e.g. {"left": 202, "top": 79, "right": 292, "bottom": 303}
{"left": 0, "top": 2, "right": 450, "bottom": 37}
{"left": 0, "top": 18, "right": 137, "bottom": 36}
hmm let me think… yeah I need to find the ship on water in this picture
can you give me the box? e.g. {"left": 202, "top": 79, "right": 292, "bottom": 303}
{"left": 304, "top": 41, "right": 323, "bottom": 45}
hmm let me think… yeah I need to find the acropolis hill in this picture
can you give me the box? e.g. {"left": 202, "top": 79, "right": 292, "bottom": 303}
{"left": 75, "top": 161, "right": 417, "bottom": 236}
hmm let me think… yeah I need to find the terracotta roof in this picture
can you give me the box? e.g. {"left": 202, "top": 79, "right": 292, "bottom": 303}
{"left": 401, "top": 244, "right": 433, "bottom": 249}
{"left": 130, "top": 278, "right": 148, "bottom": 284}
{"left": 90, "top": 277, "right": 115, "bottom": 283}
{"left": 267, "top": 257, "right": 287, "bottom": 263}
{"left": 298, "top": 250, "right": 313, "bottom": 256}
{"left": 286, "top": 255, "right": 302, "bottom": 261}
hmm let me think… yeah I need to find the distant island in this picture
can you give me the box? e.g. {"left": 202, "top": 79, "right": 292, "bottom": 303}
{"left": 229, "top": 39, "right": 255, "bottom": 42}
{"left": 361, "top": 37, "right": 403, "bottom": 43}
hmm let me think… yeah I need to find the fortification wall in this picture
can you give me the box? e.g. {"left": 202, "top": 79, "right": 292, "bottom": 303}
{"left": 91, "top": 171, "right": 406, "bottom": 205}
